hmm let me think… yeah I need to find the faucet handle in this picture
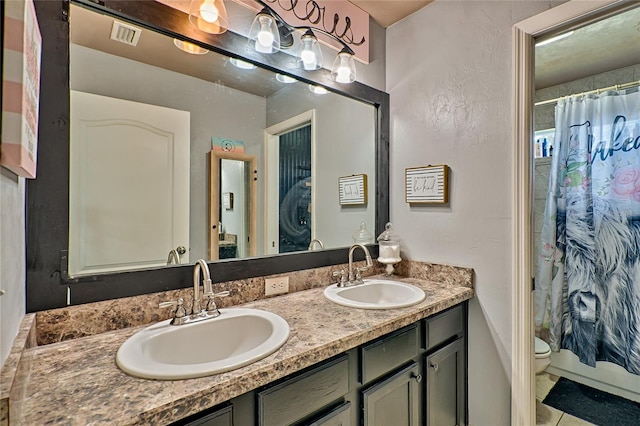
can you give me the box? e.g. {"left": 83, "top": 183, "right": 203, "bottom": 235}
{"left": 354, "top": 266, "right": 370, "bottom": 284}
{"left": 159, "top": 298, "right": 188, "bottom": 325}
{"left": 206, "top": 291, "right": 230, "bottom": 316}
{"left": 332, "top": 269, "right": 347, "bottom": 287}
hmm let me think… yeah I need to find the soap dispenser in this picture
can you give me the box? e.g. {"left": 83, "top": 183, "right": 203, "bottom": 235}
{"left": 352, "top": 222, "right": 373, "bottom": 244}
{"left": 377, "top": 222, "right": 402, "bottom": 275}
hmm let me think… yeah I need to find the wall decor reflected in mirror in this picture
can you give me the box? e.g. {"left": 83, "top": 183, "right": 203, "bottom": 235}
{"left": 67, "top": 3, "right": 376, "bottom": 276}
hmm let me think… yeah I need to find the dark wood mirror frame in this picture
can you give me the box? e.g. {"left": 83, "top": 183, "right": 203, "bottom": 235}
{"left": 27, "top": 0, "right": 389, "bottom": 312}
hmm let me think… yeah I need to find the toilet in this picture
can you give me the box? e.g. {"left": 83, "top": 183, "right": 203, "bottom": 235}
{"left": 535, "top": 336, "right": 551, "bottom": 374}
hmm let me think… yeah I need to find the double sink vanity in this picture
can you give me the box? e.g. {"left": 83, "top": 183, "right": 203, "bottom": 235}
{"left": 2, "top": 260, "right": 473, "bottom": 425}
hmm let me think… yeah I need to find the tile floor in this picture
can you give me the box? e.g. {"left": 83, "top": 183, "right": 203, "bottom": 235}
{"left": 536, "top": 373, "right": 596, "bottom": 426}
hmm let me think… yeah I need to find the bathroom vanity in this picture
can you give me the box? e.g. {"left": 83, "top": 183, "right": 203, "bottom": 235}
{"left": 3, "top": 274, "right": 473, "bottom": 425}
{"left": 178, "top": 303, "right": 466, "bottom": 426}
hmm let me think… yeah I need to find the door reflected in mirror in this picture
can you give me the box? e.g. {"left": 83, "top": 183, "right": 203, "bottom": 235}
{"left": 68, "top": 3, "right": 376, "bottom": 276}
{"left": 210, "top": 151, "right": 257, "bottom": 260}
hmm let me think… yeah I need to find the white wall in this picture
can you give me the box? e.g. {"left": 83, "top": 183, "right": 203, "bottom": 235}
{"left": 0, "top": 170, "right": 26, "bottom": 365}
{"left": 386, "top": 1, "right": 559, "bottom": 424}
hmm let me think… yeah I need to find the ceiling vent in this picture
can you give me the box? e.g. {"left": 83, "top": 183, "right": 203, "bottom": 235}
{"left": 110, "top": 21, "right": 142, "bottom": 47}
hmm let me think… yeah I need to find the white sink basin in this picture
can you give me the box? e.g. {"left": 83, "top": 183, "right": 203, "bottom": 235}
{"left": 324, "top": 279, "right": 426, "bottom": 309}
{"left": 116, "top": 308, "right": 290, "bottom": 380}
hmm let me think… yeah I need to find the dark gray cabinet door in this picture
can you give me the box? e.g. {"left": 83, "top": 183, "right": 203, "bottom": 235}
{"left": 361, "top": 362, "right": 421, "bottom": 426}
{"left": 258, "top": 354, "right": 350, "bottom": 426}
{"left": 426, "top": 337, "right": 465, "bottom": 426}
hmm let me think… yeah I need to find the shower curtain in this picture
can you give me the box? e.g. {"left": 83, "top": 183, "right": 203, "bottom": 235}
{"left": 535, "top": 88, "right": 640, "bottom": 375}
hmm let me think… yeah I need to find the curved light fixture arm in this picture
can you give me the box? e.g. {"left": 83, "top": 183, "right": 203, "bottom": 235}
{"left": 252, "top": 0, "right": 355, "bottom": 56}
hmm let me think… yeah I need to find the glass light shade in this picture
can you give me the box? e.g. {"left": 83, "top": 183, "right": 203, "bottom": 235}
{"left": 189, "top": 0, "right": 228, "bottom": 34}
{"left": 248, "top": 12, "right": 280, "bottom": 54}
{"left": 308, "top": 84, "right": 328, "bottom": 95}
{"left": 331, "top": 49, "right": 356, "bottom": 83}
{"left": 296, "top": 30, "right": 323, "bottom": 71}
{"left": 173, "top": 39, "right": 209, "bottom": 55}
{"left": 230, "top": 58, "right": 257, "bottom": 69}
{"left": 276, "top": 74, "right": 297, "bottom": 84}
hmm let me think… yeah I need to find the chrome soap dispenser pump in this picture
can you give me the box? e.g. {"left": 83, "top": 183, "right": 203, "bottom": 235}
{"left": 377, "top": 222, "right": 402, "bottom": 275}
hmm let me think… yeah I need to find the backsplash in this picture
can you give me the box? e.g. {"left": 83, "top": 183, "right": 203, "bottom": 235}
{"left": 34, "top": 260, "right": 473, "bottom": 346}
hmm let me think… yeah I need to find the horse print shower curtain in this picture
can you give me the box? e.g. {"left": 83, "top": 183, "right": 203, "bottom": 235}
{"left": 536, "top": 88, "right": 640, "bottom": 375}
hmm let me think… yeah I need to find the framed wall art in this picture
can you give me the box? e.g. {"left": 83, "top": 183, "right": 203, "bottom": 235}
{"left": 1, "top": 0, "right": 42, "bottom": 178}
{"left": 338, "top": 174, "right": 367, "bottom": 205}
{"left": 405, "top": 165, "right": 449, "bottom": 204}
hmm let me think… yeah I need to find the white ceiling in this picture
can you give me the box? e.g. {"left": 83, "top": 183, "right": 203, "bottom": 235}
{"left": 534, "top": 5, "right": 640, "bottom": 89}
{"left": 349, "top": 0, "right": 433, "bottom": 28}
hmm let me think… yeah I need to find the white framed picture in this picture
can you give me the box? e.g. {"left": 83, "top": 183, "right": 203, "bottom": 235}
{"left": 405, "top": 165, "right": 449, "bottom": 204}
{"left": 338, "top": 174, "right": 367, "bottom": 205}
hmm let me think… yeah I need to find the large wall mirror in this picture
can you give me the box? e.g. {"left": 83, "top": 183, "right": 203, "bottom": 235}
{"left": 27, "top": 0, "right": 389, "bottom": 311}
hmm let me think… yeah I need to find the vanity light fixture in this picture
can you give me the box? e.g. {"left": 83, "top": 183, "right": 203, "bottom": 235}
{"left": 248, "top": 0, "right": 356, "bottom": 83}
{"left": 189, "top": 0, "right": 358, "bottom": 83}
{"left": 330, "top": 47, "right": 357, "bottom": 83}
{"left": 173, "top": 39, "right": 209, "bottom": 55}
{"left": 308, "top": 84, "right": 328, "bottom": 95}
{"left": 230, "top": 58, "right": 257, "bottom": 69}
{"left": 248, "top": 8, "right": 281, "bottom": 54}
{"left": 276, "top": 74, "right": 297, "bottom": 84}
{"left": 296, "top": 29, "right": 323, "bottom": 71}
{"left": 189, "top": 0, "right": 228, "bottom": 34}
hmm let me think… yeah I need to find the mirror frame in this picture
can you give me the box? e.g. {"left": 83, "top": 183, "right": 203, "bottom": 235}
{"left": 26, "top": 0, "right": 389, "bottom": 312}
{"left": 209, "top": 150, "right": 258, "bottom": 260}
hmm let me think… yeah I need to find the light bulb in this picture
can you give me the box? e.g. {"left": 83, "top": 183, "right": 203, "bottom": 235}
{"left": 300, "top": 39, "right": 316, "bottom": 69}
{"left": 199, "top": 0, "right": 219, "bottom": 23}
{"left": 336, "top": 66, "right": 351, "bottom": 83}
{"left": 258, "top": 30, "right": 274, "bottom": 47}
{"left": 256, "top": 16, "right": 274, "bottom": 48}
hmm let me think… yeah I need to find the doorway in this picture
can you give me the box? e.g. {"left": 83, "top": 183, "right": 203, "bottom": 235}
{"left": 265, "top": 110, "right": 316, "bottom": 255}
{"left": 512, "top": 1, "right": 636, "bottom": 424}
{"left": 277, "top": 125, "right": 312, "bottom": 253}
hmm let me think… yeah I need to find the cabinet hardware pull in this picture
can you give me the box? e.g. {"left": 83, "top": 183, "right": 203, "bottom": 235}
{"left": 411, "top": 373, "right": 423, "bottom": 383}
{"left": 429, "top": 362, "right": 439, "bottom": 373}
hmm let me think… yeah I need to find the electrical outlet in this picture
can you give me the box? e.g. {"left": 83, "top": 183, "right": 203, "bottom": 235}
{"left": 265, "top": 276, "right": 289, "bottom": 296}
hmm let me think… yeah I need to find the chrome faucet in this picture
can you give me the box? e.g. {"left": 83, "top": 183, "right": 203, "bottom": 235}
{"left": 167, "top": 249, "right": 181, "bottom": 265}
{"left": 308, "top": 239, "right": 324, "bottom": 251}
{"left": 166, "top": 246, "right": 186, "bottom": 265}
{"left": 159, "top": 259, "right": 229, "bottom": 325}
{"left": 192, "top": 259, "right": 214, "bottom": 317}
{"left": 347, "top": 244, "right": 373, "bottom": 285}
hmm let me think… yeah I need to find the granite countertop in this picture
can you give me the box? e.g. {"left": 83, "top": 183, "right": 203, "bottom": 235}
{"left": 11, "top": 276, "right": 473, "bottom": 425}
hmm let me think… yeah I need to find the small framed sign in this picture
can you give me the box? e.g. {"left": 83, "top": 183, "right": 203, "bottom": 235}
{"left": 405, "top": 165, "right": 449, "bottom": 204}
{"left": 223, "top": 192, "right": 234, "bottom": 210}
{"left": 338, "top": 174, "right": 367, "bottom": 205}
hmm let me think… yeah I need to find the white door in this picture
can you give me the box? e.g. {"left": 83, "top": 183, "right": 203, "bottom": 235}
{"left": 69, "top": 91, "right": 190, "bottom": 276}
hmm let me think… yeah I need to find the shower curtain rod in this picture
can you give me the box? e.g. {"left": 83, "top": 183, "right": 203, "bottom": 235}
{"left": 534, "top": 80, "right": 640, "bottom": 107}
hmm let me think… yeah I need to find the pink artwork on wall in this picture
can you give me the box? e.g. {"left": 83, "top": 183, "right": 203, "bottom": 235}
{"left": 2, "top": 0, "right": 42, "bottom": 179}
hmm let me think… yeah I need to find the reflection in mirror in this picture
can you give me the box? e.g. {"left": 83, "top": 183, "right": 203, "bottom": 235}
{"left": 210, "top": 151, "right": 257, "bottom": 260}
{"left": 68, "top": 3, "right": 376, "bottom": 276}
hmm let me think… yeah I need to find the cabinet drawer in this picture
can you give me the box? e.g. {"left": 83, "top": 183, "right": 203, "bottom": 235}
{"left": 258, "top": 354, "right": 350, "bottom": 426}
{"left": 424, "top": 305, "right": 464, "bottom": 350}
{"left": 360, "top": 324, "right": 419, "bottom": 384}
